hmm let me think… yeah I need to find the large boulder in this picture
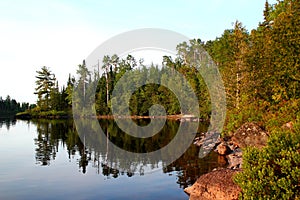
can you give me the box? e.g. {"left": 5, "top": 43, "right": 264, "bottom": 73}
{"left": 184, "top": 169, "right": 241, "bottom": 200}
{"left": 231, "top": 122, "right": 268, "bottom": 149}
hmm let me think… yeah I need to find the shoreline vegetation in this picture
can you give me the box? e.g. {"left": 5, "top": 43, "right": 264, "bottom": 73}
{"left": 6, "top": 0, "right": 300, "bottom": 199}
{"left": 15, "top": 111, "right": 205, "bottom": 121}
{"left": 15, "top": 110, "right": 70, "bottom": 120}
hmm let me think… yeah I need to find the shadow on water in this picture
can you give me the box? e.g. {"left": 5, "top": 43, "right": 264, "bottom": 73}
{"left": 30, "top": 118, "right": 225, "bottom": 188}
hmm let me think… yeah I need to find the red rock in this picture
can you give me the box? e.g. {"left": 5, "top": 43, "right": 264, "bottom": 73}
{"left": 216, "top": 143, "right": 231, "bottom": 155}
{"left": 184, "top": 169, "right": 241, "bottom": 200}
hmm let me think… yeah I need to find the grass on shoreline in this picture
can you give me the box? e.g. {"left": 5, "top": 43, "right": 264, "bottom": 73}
{"left": 15, "top": 110, "right": 70, "bottom": 119}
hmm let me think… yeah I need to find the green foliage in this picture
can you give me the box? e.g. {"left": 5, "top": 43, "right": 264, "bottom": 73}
{"left": 234, "top": 124, "right": 300, "bottom": 199}
{"left": 32, "top": 110, "right": 68, "bottom": 118}
{"left": 204, "top": 21, "right": 249, "bottom": 110}
{"left": 224, "top": 98, "right": 300, "bottom": 136}
{"left": 92, "top": 45, "right": 211, "bottom": 118}
{"left": 215, "top": 0, "right": 300, "bottom": 136}
{"left": 26, "top": 0, "right": 299, "bottom": 127}
{"left": 0, "top": 95, "right": 29, "bottom": 116}
{"left": 65, "top": 74, "right": 75, "bottom": 107}
{"left": 32, "top": 66, "right": 71, "bottom": 117}
{"left": 263, "top": 99, "right": 300, "bottom": 130}
{"left": 34, "top": 66, "right": 56, "bottom": 110}
{"left": 223, "top": 97, "right": 264, "bottom": 135}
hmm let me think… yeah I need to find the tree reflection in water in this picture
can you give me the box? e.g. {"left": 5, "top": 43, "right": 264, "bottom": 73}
{"left": 33, "top": 119, "right": 225, "bottom": 187}
{"left": 0, "top": 117, "right": 17, "bottom": 131}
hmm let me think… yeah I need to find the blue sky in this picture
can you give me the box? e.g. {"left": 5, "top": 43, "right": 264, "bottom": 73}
{"left": 0, "top": 0, "right": 276, "bottom": 103}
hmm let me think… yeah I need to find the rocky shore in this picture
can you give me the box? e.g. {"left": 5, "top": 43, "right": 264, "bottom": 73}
{"left": 184, "top": 169, "right": 242, "bottom": 200}
{"left": 185, "top": 122, "right": 269, "bottom": 200}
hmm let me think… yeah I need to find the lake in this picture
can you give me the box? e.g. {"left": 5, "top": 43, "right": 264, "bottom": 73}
{"left": 0, "top": 118, "right": 225, "bottom": 200}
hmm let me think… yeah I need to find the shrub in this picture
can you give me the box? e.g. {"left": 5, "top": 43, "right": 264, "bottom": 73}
{"left": 223, "top": 99, "right": 264, "bottom": 135}
{"left": 263, "top": 99, "right": 300, "bottom": 130}
{"left": 234, "top": 125, "right": 300, "bottom": 199}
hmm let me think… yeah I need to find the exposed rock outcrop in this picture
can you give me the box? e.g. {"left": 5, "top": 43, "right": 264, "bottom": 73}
{"left": 187, "top": 122, "right": 271, "bottom": 199}
{"left": 184, "top": 169, "right": 242, "bottom": 200}
{"left": 231, "top": 122, "right": 268, "bottom": 149}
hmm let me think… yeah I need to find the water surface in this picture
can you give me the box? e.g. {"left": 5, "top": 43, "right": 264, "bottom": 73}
{"left": 0, "top": 118, "right": 225, "bottom": 200}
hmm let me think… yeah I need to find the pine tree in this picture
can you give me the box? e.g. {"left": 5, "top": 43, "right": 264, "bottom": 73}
{"left": 34, "top": 66, "right": 56, "bottom": 111}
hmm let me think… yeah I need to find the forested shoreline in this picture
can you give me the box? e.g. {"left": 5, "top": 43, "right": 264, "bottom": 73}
{"left": 12, "top": 0, "right": 300, "bottom": 198}
{"left": 0, "top": 0, "right": 298, "bottom": 198}
{"left": 17, "top": 1, "right": 300, "bottom": 128}
{"left": 0, "top": 96, "right": 32, "bottom": 117}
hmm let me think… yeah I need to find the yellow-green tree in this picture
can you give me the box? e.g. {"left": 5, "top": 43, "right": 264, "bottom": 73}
{"left": 34, "top": 66, "right": 56, "bottom": 111}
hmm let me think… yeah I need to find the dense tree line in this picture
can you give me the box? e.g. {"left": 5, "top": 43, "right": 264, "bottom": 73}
{"left": 31, "top": 0, "right": 300, "bottom": 125}
{"left": 201, "top": 1, "right": 300, "bottom": 198}
{"left": 31, "top": 66, "right": 73, "bottom": 114}
{"left": 68, "top": 39, "right": 213, "bottom": 119}
{"left": 0, "top": 95, "right": 30, "bottom": 116}
{"left": 69, "top": 0, "right": 299, "bottom": 125}
{"left": 19, "top": 0, "right": 300, "bottom": 197}
{"left": 204, "top": 0, "right": 300, "bottom": 132}
{"left": 31, "top": 0, "right": 299, "bottom": 129}
{"left": 28, "top": 0, "right": 299, "bottom": 126}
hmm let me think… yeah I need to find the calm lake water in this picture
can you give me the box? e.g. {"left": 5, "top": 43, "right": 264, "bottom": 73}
{"left": 0, "top": 118, "right": 225, "bottom": 200}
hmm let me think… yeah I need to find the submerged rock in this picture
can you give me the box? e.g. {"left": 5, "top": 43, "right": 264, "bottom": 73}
{"left": 184, "top": 169, "right": 241, "bottom": 200}
{"left": 198, "top": 132, "right": 221, "bottom": 158}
